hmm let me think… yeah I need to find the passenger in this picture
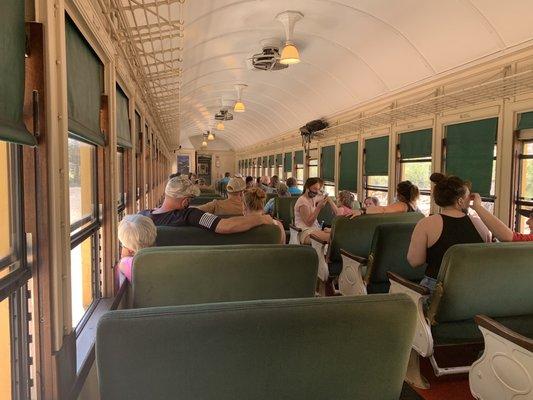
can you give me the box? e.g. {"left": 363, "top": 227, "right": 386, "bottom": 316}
{"left": 220, "top": 172, "right": 231, "bottom": 184}
{"left": 244, "top": 187, "right": 286, "bottom": 244}
{"left": 286, "top": 177, "right": 303, "bottom": 196}
{"left": 471, "top": 193, "right": 533, "bottom": 241}
{"left": 188, "top": 172, "right": 197, "bottom": 182}
{"left": 255, "top": 177, "right": 262, "bottom": 187}
{"left": 363, "top": 196, "right": 380, "bottom": 208}
{"left": 351, "top": 181, "right": 420, "bottom": 216}
{"left": 196, "top": 177, "right": 245, "bottom": 216}
{"left": 260, "top": 176, "right": 275, "bottom": 193}
{"left": 407, "top": 173, "right": 491, "bottom": 292}
{"left": 245, "top": 176, "right": 254, "bottom": 188}
{"left": 332, "top": 190, "right": 356, "bottom": 216}
{"left": 264, "top": 183, "right": 291, "bottom": 215}
{"left": 117, "top": 214, "right": 157, "bottom": 282}
{"left": 294, "top": 177, "right": 330, "bottom": 244}
{"left": 139, "top": 176, "right": 273, "bottom": 233}
{"left": 270, "top": 175, "right": 280, "bottom": 189}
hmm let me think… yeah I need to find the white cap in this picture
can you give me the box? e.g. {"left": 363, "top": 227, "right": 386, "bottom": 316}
{"left": 165, "top": 176, "right": 201, "bottom": 198}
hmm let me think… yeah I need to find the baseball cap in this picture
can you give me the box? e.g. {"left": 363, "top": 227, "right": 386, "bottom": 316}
{"left": 165, "top": 176, "right": 200, "bottom": 198}
{"left": 226, "top": 177, "right": 246, "bottom": 193}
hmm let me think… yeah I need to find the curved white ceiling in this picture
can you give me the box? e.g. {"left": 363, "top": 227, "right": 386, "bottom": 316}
{"left": 117, "top": 0, "right": 533, "bottom": 150}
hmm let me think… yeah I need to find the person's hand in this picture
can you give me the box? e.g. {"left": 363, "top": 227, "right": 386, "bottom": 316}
{"left": 471, "top": 193, "right": 483, "bottom": 210}
{"left": 349, "top": 210, "right": 363, "bottom": 219}
{"left": 317, "top": 195, "right": 329, "bottom": 208}
{"left": 261, "top": 214, "right": 274, "bottom": 225}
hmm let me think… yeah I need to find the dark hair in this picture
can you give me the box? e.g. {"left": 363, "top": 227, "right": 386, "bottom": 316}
{"left": 224, "top": 172, "right": 231, "bottom": 177}
{"left": 304, "top": 177, "right": 323, "bottom": 192}
{"left": 286, "top": 177, "right": 297, "bottom": 187}
{"left": 397, "top": 180, "right": 419, "bottom": 203}
{"left": 245, "top": 176, "right": 254, "bottom": 184}
{"left": 270, "top": 175, "right": 279, "bottom": 186}
{"left": 168, "top": 172, "right": 180, "bottom": 179}
{"left": 430, "top": 173, "right": 471, "bottom": 207}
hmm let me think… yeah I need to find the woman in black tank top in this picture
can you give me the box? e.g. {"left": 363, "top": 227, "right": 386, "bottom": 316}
{"left": 407, "top": 173, "right": 490, "bottom": 291}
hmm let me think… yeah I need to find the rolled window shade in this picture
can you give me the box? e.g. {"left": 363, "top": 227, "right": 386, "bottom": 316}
{"left": 276, "top": 153, "right": 282, "bottom": 166}
{"left": 262, "top": 156, "right": 268, "bottom": 167}
{"left": 116, "top": 85, "right": 132, "bottom": 148}
{"left": 0, "top": 0, "right": 36, "bottom": 146}
{"left": 517, "top": 111, "right": 533, "bottom": 130}
{"left": 135, "top": 111, "right": 142, "bottom": 151}
{"left": 320, "top": 145, "right": 335, "bottom": 181}
{"left": 445, "top": 118, "right": 498, "bottom": 197}
{"left": 339, "top": 141, "right": 358, "bottom": 192}
{"left": 269, "top": 155, "right": 275, "bottom": 167}
{"left": 66, "top": 17, "right": 104, "bottom": 146}
{"left": 399, "top": 129, "right": 432, "bottom": 159}
{"left": 284, "top": 152, "right": 292, "bottom": 172}
{"left": 294, "top": 150, "right": 304, "bottom": 165}
{"left": 365, "top": 136, "right": 389, "bottom": 176}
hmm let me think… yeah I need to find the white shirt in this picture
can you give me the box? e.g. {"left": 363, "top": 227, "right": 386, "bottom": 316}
{"left": 294, "top": 195, "right": 321, "bottom": 230}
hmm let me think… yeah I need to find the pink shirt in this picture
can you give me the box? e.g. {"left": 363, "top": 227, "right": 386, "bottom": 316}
{"left": 336, "top": 205, "right": 353, "bottom": 216}
{"left": 119, "top": 257, "right": 134, "bottom": 282}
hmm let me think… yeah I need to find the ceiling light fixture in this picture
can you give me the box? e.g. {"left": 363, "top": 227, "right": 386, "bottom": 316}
{"left": 208, "top": 131, "right": 215, "bottom": 140}
{"left": 276, "top": 11, "right": 303, "bottom": 65}
{"left": 201, "top": 132, "right": 208, "bottom": 147}
{"left": 216, "top": 121, "right": 224, "bottom": 131}
{"left": 234, "top": 84, "right": 247, "bottom": 113}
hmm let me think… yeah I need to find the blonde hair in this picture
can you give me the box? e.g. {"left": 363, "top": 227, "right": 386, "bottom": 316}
{"left": 244, "top": 187, "right": 266, "bottom": 211}
{"left": 337, "top": 191, "right": 355, "bottom": 208}
{"left": 118, "top": 214, "right": 157, "bottom": 253}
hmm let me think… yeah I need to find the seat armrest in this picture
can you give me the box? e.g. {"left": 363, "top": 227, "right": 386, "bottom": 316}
{"left": 387, "top": 272, "right": 429, "bottom": 296}
{"left": 289, "top": 224, "right": 302, "bottom": 232}
{"left": 475, "top": 315, "right": 533, "bottom": 352}
{"left": 339, "top": 249, "right": 368, "bottom": 265}
{"left": 310, "top": 233, "right": 328, "bottom": 245}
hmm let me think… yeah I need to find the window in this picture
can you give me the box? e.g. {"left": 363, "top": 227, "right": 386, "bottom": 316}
{"left": 364, "top": 136, "right": 389, "bottom": 206}
{"left": 135, "top": 111, "right": 142, "bottom": 211}
{"left": 284, "top": 152, "right": 293, "bottom": 180}
{"left": 320, "top": 145, "right": 336, "bottom": 197}
{"left": 398, "top": 129, "right": 432, "bottom": 215}
{"left": 515, "top": 139, "right": 533, "bottom": 232}
{"left": 68, "top": 138, "right": 100, "bottom": 329}
{"left": 308, "top": 149, "right": 318, "bottom": 178}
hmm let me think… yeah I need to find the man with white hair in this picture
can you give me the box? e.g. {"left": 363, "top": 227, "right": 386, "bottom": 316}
{"left": 196, "top": 177, "right": 245, "bottom": 216}
{"left": 140, "top": 176, "right": 273, "bottom": 232}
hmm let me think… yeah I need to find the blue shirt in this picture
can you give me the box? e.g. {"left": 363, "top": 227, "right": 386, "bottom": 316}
{"left": 220, "top": 177, "right": 230, "bottom": 184}
{"left": 288, "top": 186, "right": 302, "bottom": 195}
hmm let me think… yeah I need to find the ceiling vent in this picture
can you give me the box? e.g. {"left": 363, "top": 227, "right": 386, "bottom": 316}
{"left": 250, "top": 46, "right": 288, "bottom": 71}
{"left": 215, "top": 109, "right": 233, "bottom": 121}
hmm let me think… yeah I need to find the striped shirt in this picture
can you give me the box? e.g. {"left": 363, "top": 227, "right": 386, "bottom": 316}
{"left": 139, "top": 207, "right": 221, "bottom": 231}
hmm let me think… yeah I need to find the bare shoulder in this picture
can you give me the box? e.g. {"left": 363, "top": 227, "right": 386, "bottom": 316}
{"left": 417, "top": 214, "right": 440, "bottom": 227}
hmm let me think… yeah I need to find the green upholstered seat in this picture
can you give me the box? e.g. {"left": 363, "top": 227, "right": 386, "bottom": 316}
{"left": 266, "top": 192, "right": 278, "bottom": 203}
{"left": 328, "top": 212, "right": 424, "bottom": 274}
{"left": 365, "top": 223, "right": 425, "bottom": 293}
{"left": 317, "top": 201, "right": 336, "bottom": 227}
{"left": 189, "top": 195, "right": 223, "bottom": 205}
{"left": 155, "top": 224, "right": 281, "bottom": 246}
{"left": 97, "top": 294, "right": 417, "bottom": 400}
{"left": 274, "top": 196, "right": 299, "bottom": 230}
{"left": 132, "top": 244, "right": 318, "bottom": 308}
{"left": 429, "top": 242, "right": 533, "bottom": 346}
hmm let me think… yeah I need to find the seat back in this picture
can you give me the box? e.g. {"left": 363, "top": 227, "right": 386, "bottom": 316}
{"left": 329, "top": 212, "right": 424, "bottom": 263}
{"left": 366, "top": 223, "right": 425, "bottom": 293}
{"left": 132, "top": 245, "right": 317, "bottom": 308}
{"left": 189, "top": 195, "right": 222, "bottom": 205}
{"left": 155, "top": 224, "right": 280, "bottom": 246}
{"left": 97, "top": 294, "right": 416, "bottom": 400}
{"left": 432, "top": 242, "right": 533, "bottom": 323}
{"left": 317, "top": 201, "right": 336, "bottom": 227}
{"left": 266, "top": 192, "right": 278, "bottom": 203}
{"left": 275, "top": 196, "right": 299, "bottom": 229}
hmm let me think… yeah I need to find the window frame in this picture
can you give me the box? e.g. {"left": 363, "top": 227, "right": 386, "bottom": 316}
{"left": 513, "top": 135, "right": 533, "bottom": 232}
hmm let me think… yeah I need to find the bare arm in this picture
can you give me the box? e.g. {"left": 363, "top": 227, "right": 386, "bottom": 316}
{"left": 215, "top": 214, "right": 273, "bottom": 234}
{"left": 471, "top": 193, "right": 512, "bottom": 242}
{"left": 298, "top": 198, "right": 326, "bottom": 226}
{"left": 196, "top": 200, "right": 215, "bottom": 214}
{"left": 326, "top": 197, "right": 341, "bottom": 215}
{"left": 365, "top": 201, "right": 407, "bottom": 215}
{"left": 407, "top": 220, "right": 428, "bottom": 268}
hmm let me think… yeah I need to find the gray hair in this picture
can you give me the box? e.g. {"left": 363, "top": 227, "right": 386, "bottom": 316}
{"left": 118, "top": 214, "right": 157, "bottom": 253}
{"left": 165, "top": 176, "right": 200, "bottom": 199}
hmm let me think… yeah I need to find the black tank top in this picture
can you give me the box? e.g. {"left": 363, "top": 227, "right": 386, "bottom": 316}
{"left": 425, "top": 214, "right": 484, "bottom": 279}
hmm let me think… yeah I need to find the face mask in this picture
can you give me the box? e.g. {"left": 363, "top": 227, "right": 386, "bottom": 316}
{"left": 308, "top": 190, "right": 318, "bottom": 198}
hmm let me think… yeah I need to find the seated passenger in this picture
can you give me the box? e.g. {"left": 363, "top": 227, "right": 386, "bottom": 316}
{"left": 407, "top": 173, "right": 491, "bottom": 292}
{"left": 264, "top": 183, "right": 291, "bottom": 214}
{"left": 471, "top": 193, "right": 533, "bottom": 241}
{"left": 245, "top": 176, "right": 254, "bottom": 188}
{"left": 363, "top": 196, "right": 380, "bottom": 208}
{"left": 244, "top": 188, "right": 286, "bottom": 244}
{"left": 286, "top": 177, "right": 303, "bottom": 195}
{"left": 260, "top": 176, "right": 275, "bottom": 193}
{"left": 220, "top": 172, "right": 231, "bottom": 184}
{"left": 117, "top": 214, "right": 157, "bottom": 282}
{"left": 140, "top": 176, "right": 273, "bottom": 233}
{"left": 270, "top": 175, "right": 280, "bottom": 190}
{"left": 332, "top": 190, "right": 356, "bottom": 216}
{"left": 294, "top": 178, "right": 330, "bottom": 244}
{"left": 353, "top": 181, "right": 420, "bottom": 217}
{"left": 196, "top": 177, "right": 245, "bottom": 216}
{"left": 255, "top": 177, "right": 262, "bottom": 187}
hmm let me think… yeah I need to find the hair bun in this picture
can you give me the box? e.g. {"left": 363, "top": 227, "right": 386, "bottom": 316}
{"left": 430, "top": 172, "right": 446, "bottom": 184}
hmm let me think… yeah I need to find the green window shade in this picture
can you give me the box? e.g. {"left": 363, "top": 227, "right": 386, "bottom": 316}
{"left": 295, "top": 150, "right": 304, "bottom": 165}
{"left": 116, "top": 85, "right": 132, "bottom": 148}
{"left": 400, "top": 129, "right": 432, "bottom": 159}
{"left": 262, "top": 156, "right": 267, "bottom": 167}
{"left": 269, "top": 155, "right": 275, "bottom": 167}
{"left": 339, "top": 141, "right": 358, "bottom": 192}
{"left": 276, "top": 153, "right": 282, "bottom": 166}
{"left": 66, "top": 17, "right": 104, "bottom": 146}
{"left": 320, "top": 145, "right": 335, "bottom": 181}
{"left": 284, "top": 152, "right": 292, "bottom": 172}
{"left": 365, "top": 136, "right": 389, "bottom": 176}
{"left": 135, "top": 111, "right": 142, "bottom": 149}
{"left": 518, "top": 112, "right": 533, "bottom": 130}
{"left": 0, "top": 0, "right": 36, "bottom": 146}
{"left": 445, "top": 118, "right": 497, "bottom": 197}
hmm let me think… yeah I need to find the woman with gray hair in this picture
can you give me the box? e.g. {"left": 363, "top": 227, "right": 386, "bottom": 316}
{"left": 117, "top": 214, "right": 157, "bottom": 282}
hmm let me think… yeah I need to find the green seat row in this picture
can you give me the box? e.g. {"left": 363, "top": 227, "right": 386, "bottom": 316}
{"left": 131, "top": 244, "right": 318, "bottom": 308}
{"left": 97, "top": 294, "right": 417, "bottom": 400}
